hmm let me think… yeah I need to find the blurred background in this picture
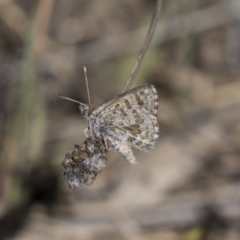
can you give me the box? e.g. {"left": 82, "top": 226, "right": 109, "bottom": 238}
{"left": 1, "top": 0, "right": 240, "bottom": 239}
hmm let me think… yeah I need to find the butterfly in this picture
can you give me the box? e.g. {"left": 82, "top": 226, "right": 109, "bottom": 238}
{"left": 59, "top": 80, "right": 159, "bottom": 164}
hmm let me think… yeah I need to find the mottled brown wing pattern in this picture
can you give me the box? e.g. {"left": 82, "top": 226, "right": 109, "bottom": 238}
{"left": 89, "top": 85, "right": 159, "bottom": 164}
{"left": 61, "top": 85, "right": 159, "bottom": 188}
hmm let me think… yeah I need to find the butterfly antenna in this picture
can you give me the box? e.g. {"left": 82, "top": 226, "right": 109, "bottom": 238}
{"left": 57, "top": 93, "right": 86, "bottom": 106}
{"left": 83, "top": 66, "right": 91, "bottom": 108}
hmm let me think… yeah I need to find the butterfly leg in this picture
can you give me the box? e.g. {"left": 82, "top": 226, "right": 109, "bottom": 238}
{"left": 84, "top": 124, "right": 94, "bottom": 137}
{"left": 103, "top": 138, "right": 109, "bottom": 149}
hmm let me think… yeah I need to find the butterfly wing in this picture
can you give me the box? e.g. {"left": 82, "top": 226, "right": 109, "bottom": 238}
{"left": 90, "top": 85, "right": 159, "bottom": 154}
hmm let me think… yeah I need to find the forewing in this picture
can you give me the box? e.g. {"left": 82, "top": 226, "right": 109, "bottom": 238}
{"left": 91, "top": 85, "right": 159, "bottom": 151}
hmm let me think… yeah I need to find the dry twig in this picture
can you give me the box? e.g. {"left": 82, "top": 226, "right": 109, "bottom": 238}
{"left": 122, "top": 0, "right": 163, "bottom": 93}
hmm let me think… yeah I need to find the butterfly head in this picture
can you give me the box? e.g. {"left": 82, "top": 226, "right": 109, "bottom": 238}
{"left": 79, "top": 104, "right": 91, "bottom": 119}
{"left": 57, "top": 93, "right": 92, "bottom": 119}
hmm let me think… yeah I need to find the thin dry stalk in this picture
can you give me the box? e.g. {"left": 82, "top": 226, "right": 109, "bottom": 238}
{"left": 122, "top": 0, "right": 163, "bottom": 93}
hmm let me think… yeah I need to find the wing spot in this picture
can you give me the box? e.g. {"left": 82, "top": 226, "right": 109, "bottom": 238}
{"left": 144, "top": 89, "right": 149, "bottom": 94}
{"left": 135, "top": 117, "right": 144, "bottom": 124}
{"left": 135, "top": 94, "right": 141, "bottom": 102}
{"left": 127, "top": 136, "right": 135, "bottom": 143}
{"left": 154, "top": 133, "right": 159, "bottom": 140}
{"left": 132, "top": 109, "right": 137, "bottom": 114}
{"left": 120, "top": 109, "right": 128, "bottom": 117}
{"left": 124, "top": 125, "right": 141, "bottom": 135}
{"left": 124, "top": 99, "right": 130, "bottom": 106}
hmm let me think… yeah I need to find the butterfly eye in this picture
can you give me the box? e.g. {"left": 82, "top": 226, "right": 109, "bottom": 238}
{"left": 82, "top": 109, "right": 88, "bottom": 115}
{"left": 79, "top": 105, "right": 90, "bottom": 118}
